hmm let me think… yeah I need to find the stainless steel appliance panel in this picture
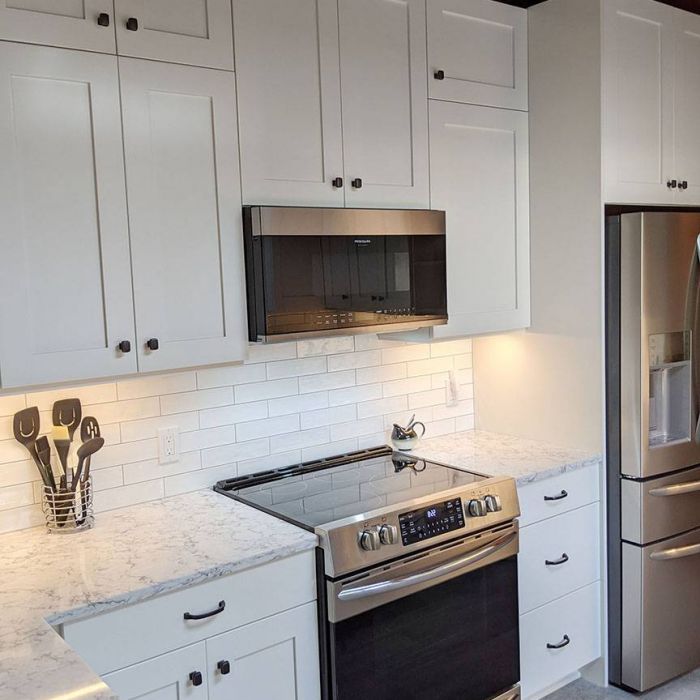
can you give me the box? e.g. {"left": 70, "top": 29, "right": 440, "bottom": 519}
{"left": 622, "top": 526, "right": 700, "bottom": 691}
{"left": 621, "top": 465, "right": 700, "bottom": 544}
{"left": 620, "top": 212, "right": 700, "bottom": 478}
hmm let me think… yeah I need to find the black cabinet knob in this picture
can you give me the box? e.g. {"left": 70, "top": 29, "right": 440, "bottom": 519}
{"left": 117, "top": 340, "right": 131, "bottom": 354}
{"left": 667, "top": 179, "right": 678, "bottom": 189}
{"left": 680, "top": 180, "right": 689, "bottom": 190}
{"left": 126, "top": 17, "right": 138, "bottom": 31}
{"left": 97, "top": 12, "right": 110, "bottom": 26}
{"left": 146, "top": 338, "right": 159, "bottom": 351}
{"left": 189, "top": 671, "right": 203, "bottom": 687}
{"left": 332, "top": 177, "right": 343, "bottom": 188}
{"left": 217, "top": 660, "right": 231, "bottom": 675}
{"left": 434, "top": 69, "right": 445, "bottom": 80}
{"left": 351, "top": 178, "right": 363, "bottom": 189}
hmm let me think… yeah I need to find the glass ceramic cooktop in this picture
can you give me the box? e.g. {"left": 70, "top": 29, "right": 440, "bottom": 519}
{"left": 227, "top": 452, "right": 485, "bottom": 529}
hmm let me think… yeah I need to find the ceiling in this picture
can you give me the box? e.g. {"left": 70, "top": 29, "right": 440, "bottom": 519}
{"left": 498, "top": 0, "right": 700, "bottom": 12}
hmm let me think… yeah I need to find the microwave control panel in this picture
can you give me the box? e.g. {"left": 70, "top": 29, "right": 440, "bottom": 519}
{"left": 398, "top": 498, "right": 465, "bottom": 545}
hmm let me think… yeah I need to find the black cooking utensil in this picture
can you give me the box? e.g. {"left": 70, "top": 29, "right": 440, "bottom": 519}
{"left": 53, "top": 399, "right": 82, "bottom": 487}
{"left": 72, "top": 437, "right": 104, "bottom": 489}
{"left": 12, "top": 407, "right": 47, "bottom": 482}
{"left": 35, "top": 435, "right": 56, "bottom": 491}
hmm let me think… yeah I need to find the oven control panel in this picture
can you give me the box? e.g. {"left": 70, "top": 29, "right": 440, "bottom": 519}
{"left": 398, "top": 498, "right": 465, "bottom": 546}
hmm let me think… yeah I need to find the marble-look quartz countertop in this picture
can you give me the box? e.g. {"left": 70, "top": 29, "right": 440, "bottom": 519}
{"left": 0, "top": 490, "right": 317, "bottom": 700}
{"left": 409, "top": 430, "right": 602, "bottom": 485}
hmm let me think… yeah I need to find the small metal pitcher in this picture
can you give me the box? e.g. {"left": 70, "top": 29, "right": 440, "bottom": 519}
{"left": 391, "top": 414, "right": 426, "bottom": 452}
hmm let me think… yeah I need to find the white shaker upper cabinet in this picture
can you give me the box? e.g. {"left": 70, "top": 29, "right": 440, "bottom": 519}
{"left": 119, "top": 58, "right": 247, "bottom": 373}
{"left": 233, "top": 0, "right": 344, "bottom": 206}
{"left": 673, "top": 10, "right": 700, "bottom": 205}
{"left": 114, "top": 0, "right": 234, "bottom": 69}
{"left": 427, "top": 0, "right": 528, "bottom": 111}
{"left": 0, "top": 43, "right": 137, "bottom": 389}
{"left": 0, "top": 0, "right": 116, "bottom": 53}
{"left": 430, "top": 101, "right": 530, "bottom": 339}
{"left": 603, "top": 0, "right": 675, "bottom": 205}
{"left": 338, "top": 0, "right": 429, "bottom": 208}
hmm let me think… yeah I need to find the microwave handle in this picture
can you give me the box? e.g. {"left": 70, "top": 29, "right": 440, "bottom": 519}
{"left": 337, "top": 530, "right": 517, "bottom": 601}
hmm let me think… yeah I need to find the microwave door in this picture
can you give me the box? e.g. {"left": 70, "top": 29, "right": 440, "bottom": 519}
{"left": 620, "top": 213, "right": 700, "bottom": 479}
{"left": 322, "top": 237, "right": 352, "bottom": 310}
{"left": 349, "top": 237, "right": 388, "bottom": 311}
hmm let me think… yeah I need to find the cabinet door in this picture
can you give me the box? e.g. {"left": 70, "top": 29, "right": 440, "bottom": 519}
{"left": 119, "top": 58, "right": 247, "bottom": 373}
{"left": 207, "top": 602, "right": 320, "bottom": 700}
{"left": 430, "top": 101, "right": 530, "bottom": 339}
{"left": 674, "top": 11, "right": 700, "bottom": 205}
{"left": 0, "top": 43, "right": 137, "bottom": 388}
{"left": 0, "top": 0, "right": 116, "bottom": 53}
{"left": 427, "top": 0, "right": 527, "bottom": 111}
{"left": 103, "top": 642, "right": 208, "bottom": 700}
{"left": 114, "top": 0, "right": 234, "bottom": 70}
{"left": 233, "top": 0, "right": 344, "bottom": 206}
{"left": 602, "top": 0, "right": 675, "bottom": 205}
{"left": 338, "top": 0, "right": 429, "bottom": 209}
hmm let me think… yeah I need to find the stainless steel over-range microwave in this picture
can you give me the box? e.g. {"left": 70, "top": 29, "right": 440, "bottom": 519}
{"left": 242, "top": 206, "right": 448, "bottom": 342}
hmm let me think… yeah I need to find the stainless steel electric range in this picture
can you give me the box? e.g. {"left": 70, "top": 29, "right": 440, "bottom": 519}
{"left": 215, "top": 446, "right": 521, "bottom": 700}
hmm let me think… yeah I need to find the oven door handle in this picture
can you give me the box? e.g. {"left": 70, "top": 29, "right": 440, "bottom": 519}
{"left": 649, "top": 479, "right": 700, "bottom": 497}
{"left": 650, "top": 542, "right": 700, "bottom": 561}
{"left": 337, "top": 530, "right": 517, "bottom": 601}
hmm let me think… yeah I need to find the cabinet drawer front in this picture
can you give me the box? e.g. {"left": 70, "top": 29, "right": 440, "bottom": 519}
{"left": 518, "top": 465, "right": 600, "bottom": 527}
{"left": 519, "top": 503, "right": 600, "bottom": 614}
{"left": 62, "top": 551, "right": 316, "bottom": 675}
{"left": 520, "top": 582, "right": 601, "bottom": 699}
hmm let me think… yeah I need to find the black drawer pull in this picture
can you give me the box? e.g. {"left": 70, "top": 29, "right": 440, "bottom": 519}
{"left": 146, "top": 338, "right": 159, "bottom": 351}
{"left": 351, "top": 178, "right": 363, "bottom": 189}
{"left": 547, "top": 634, "right": 571, "bottom": 650}
{"left": 97, "top": 12, "right": 110, "bottom": 26}
{"left": 332, "top": 177, "right": 343, "bottom": 188}
{"left": 545, "top": 553, "right": 569, "bottom": 566}
{"left": 184, "top": 600, "right": 226, "bottom": 620}
{"left": 189, "top": 671, "right": 203, "bottom": 686}
{"left": 680, "top": 180, "right": 689, "bottom": 190}
{"left": 217, "top": 659, "right": 231, "bottom": 675}
{"left": 117, "top": 340, "right": 131, "bottom": 353}
{"left": 126, "top": 16, "right": 138, "bottom": 31}
{"left": 544, "top": 489, "right": 568, "bottom": 502}
{"left": 667, "top": 179, "right": 678, "bottom": 189}
{"left": 434, "top": 69, "right": 445, "bottom": 80}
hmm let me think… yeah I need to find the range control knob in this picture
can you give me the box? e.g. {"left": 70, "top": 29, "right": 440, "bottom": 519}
{"left": 379, "top": 524, "right": 398, "bottom": 545}
{"left": 359, "top": 528, "right": 381, "bottom": 551}
{"left": 468, "top": 498, "right": 488, "bottom": 517}
{"left": 485, "top": 494, "right": 502, "bottom": 513}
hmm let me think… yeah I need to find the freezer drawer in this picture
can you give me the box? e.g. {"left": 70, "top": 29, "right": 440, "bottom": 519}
{"left": 622, "top": 527, "right": 700, "bottom": 691}
{"left": 621, "top": 465, "right": 700, "bottom": 544}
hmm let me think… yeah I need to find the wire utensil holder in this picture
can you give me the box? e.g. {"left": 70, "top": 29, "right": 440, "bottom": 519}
{"left": 42, "top": 477, "right": 94, "bottom": 533}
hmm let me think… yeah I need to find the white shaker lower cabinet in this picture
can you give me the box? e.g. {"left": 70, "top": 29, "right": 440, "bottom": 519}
{"left": 207, "top": 603, "right": 320, "bottom": 700}
{"left": 104, "top": 643, "right": 209, "bottom": 699}
{"left": 429, "top": 100, "right": 530, "bottom": 339}
{"left": 516, "top": 465, "right": 603, "bottom": 699}
{"left": 0, "top": 0, "right": 116, "bottom": 53}
{"left": 427, "top": 0, "right": 528, "bottom": 111}
{"left": 119, "top": 58, "right": 247, "bottom": 373}
{"left": 338, "top": 0, "right": 429, "bottom": 209}
{"left": 0, "top": 43, "right": 137, "bottom": 388}
{"left": 233, "top": 0, "right": 345, "bottom": 207}
{"left": 113, "top": 0, "right": 234, "bottom": 70}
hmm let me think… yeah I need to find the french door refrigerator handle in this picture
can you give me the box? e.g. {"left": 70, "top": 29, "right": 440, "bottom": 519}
{"left": 686, "top": 233, "right": 700, "bottom": 440}
{"left": 337, "top": 530, "right": 517, "bottom": 601}
{"left": 649, "top": 479, "right": 700, "bottom": 497}
{"left": 650, "top": 542, "right": 700, "bottom": 561}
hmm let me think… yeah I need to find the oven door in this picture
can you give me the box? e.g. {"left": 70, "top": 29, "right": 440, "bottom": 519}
{"left": 324, "top": 524, "right": 520, "bottom": 700}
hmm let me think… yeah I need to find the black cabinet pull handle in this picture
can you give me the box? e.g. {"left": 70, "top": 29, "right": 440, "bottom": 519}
{"left": 332, "top": 177, "right": 343, "bottom": 188}
{"left": 351, "top": 178, "right": 363, "bottom": 189}
{"left": 434, "top": 69, "right": 445, "bottom": 80}
{"left": 184, "top": 600, "right": 226, "bottom": 620}
{"left": 544, "top": 489, "right": 568, "bottom": 502}
{"left": 97, "top": 12, "right": 110, "bottom": 26}
{"left": 680, "top": 180, "right": 689, "bottom": 190}
{"left": 667, "top": 179, "right": 678, "bottom": 189}
{"left": 146, "top": 338, "right": 159, "bottom": 351}
{"left": 117, "top": 340, "right": 131, "bottom": 354}
{"left": 217, "top": 660, "right": 231, "bottom": 675}
{"left": 545, "top": 553, "right": 569, "bottom": 566}
{"left": 126, "top": 17, "right": 138, "bottom": 31}
{"left": 547, "top": 635, "right": 571, "bottom": 650}
{"left": 189, "top": 671, "right": 203, "bottom": 686}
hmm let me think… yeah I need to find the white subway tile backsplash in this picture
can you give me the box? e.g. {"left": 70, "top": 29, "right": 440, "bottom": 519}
{"left": 161, "top": 387, "right": 233, "bottom": 415}
{"left": 234, "top": 378, "right": 298, "bottom": 404}
{"left": 196, "top": 363, "right": 266, "bottom": 390}
{"left": 0, "top": 334, "right": 474, "bottom": 533}
{"left": 117, "top": 372, "right": 196, "bottom": 400}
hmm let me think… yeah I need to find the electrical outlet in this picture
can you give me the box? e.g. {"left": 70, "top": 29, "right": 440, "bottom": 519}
{"left": 158, "top": 426, "right": 180, "bottom": 465}
{"left": 446, "top": 370, "right": 459, "bottom": 407}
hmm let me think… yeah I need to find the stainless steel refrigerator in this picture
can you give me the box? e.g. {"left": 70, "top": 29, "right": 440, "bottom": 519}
{"left": 607, "top": 211, "right": 700, "bottom": 692}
